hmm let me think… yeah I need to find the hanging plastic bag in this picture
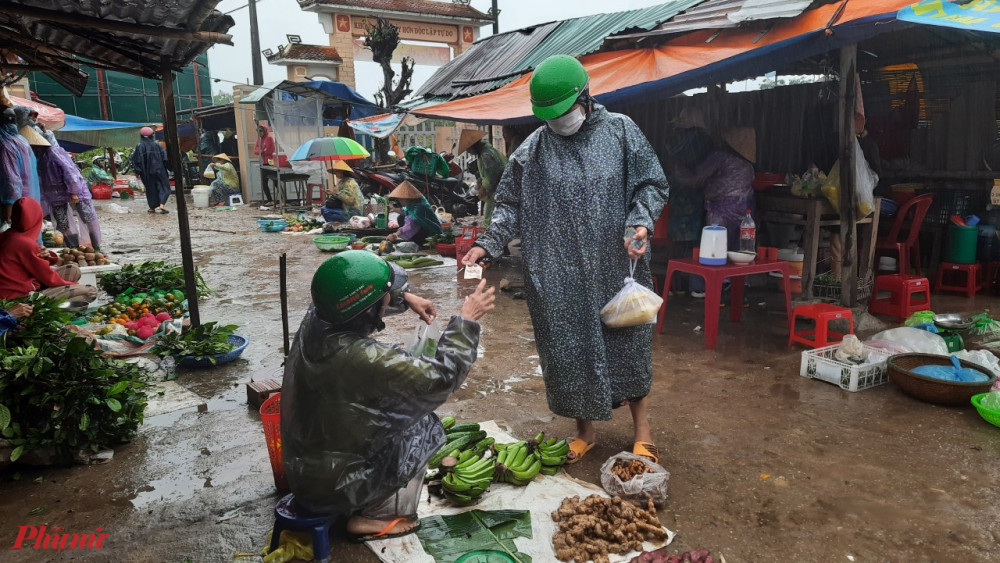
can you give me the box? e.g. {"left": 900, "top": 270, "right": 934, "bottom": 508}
{"left": 600, "top": 260, "right": 663, "bottom": 328}
{"left": 202, "top": 165, "right": 216, "bottom": 179}
{"left": 820, "top": 138, "right": 878, "bottom": 216}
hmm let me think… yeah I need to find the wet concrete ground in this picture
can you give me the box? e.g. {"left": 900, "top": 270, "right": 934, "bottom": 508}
{"left": 1, "top": 197, "right": 998, "bottom": 562}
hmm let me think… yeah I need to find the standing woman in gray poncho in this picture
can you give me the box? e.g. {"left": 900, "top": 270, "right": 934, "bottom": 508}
{"left": 462, "top": 55, "right": 669, "bottom": 465}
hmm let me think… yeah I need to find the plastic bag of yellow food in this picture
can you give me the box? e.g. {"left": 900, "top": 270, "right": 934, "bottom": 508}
{"left": 820, "top": 138, "right": 878, "bottom": 217}
{"left": 600, "top": 260, "right": 663, "bottom": 328}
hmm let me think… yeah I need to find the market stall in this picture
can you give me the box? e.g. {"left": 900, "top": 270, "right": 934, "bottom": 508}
{"left": 0, "top": 0, "right": 235, "bottom": 467}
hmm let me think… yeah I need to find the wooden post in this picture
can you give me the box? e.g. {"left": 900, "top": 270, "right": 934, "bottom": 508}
{"left": 838, "top": 45, "right": 859, "bottom": 307}
{"left": 159, "top": 62, "right": 201, "bottom": 327}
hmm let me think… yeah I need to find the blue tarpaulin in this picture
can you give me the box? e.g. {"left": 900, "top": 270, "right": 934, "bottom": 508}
{"left": 55, "top": 114, "right": 151, "bottom": 152}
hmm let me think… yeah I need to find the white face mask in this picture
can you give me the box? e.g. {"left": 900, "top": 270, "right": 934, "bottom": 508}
{"left": 546, "top": 106, "right": 585, "bottom": 137}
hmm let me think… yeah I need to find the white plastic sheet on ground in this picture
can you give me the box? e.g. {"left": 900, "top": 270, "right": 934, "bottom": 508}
{"left": 370, "top": 420, "right": 675, "bottom": 562}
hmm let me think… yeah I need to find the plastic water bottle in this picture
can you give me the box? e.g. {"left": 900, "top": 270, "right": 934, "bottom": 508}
{"left": 739, "top": 209, "right": 756, "bottom": 252}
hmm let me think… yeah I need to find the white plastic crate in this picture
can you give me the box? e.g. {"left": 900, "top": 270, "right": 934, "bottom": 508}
{"left": 799, "top": 343, "right": 891, "bottom": 392}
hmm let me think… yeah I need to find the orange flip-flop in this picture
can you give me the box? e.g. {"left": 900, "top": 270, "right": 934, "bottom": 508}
{"left": 564, "top": 437, "right": 595, "bottom": 464}
{"left": 349, "top": 517, "right": 421, "bottom": 543}
{"left": 633, "top": 441, "right": 660, "bottom": 464}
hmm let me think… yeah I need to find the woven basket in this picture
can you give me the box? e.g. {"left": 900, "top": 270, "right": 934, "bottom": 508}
{"left": 887, "top": 354, "right": 996, "bottom": 406}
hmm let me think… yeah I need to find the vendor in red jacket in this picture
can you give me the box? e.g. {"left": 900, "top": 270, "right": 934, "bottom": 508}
{"left": 0, "top": 197, "right": 97, "bottom": 303}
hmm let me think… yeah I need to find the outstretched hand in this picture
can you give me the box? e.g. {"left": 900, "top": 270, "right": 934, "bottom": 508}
{"left": 404, "top": 292, "right": 437, "bottom": 324}
{"left": 460, "top": 279, "right": 495, "bottom": 321}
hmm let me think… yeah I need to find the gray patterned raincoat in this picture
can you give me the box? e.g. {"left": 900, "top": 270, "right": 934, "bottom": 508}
{"left": 475, "top": 104, "right": 668, "bottom": 421}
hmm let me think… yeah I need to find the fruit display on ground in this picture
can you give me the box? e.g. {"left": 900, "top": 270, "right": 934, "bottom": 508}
{"left": 88, "top": 290, "right": 186, "bottom": 340}
{"left": 428, "top": 419, "right": 570, "bottom": 506}
{"left": 283, "top": 217, "right": 324, "bottom": 232}
{"left": 56, "top": 245, "right": 110, "bottom": 267}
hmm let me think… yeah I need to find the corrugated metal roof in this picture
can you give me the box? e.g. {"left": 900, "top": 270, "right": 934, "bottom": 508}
{"left": 652, "top": 0, "right": 813, "bottom": 35}
{"left": 414, "top": 22, "right": 560, "bottom": 98}
{"left": 413, "top": 0, "right": 701, "bottom": 100}
{"left": 512, "top": 0, "right": 704, "bottom": 72}
{"left": 0, "top": 0, "right": 234, "bottom": 95}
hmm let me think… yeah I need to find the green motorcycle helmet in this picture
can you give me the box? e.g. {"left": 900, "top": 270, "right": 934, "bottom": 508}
{"left": 529, "top": 55, "right": 589, "bottom": 121}
{"left": 311, "top": 250, "right": 392, "bottom": 323}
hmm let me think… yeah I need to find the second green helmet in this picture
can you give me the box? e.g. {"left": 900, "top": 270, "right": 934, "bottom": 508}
{"left": 529, "top": 55, "right": 589, "bottom": 121}
{"left": 311, "top": 250, "right": 392, "bottom": 323}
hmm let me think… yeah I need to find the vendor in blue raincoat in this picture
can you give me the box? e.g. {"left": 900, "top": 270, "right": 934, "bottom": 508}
{"left": 280, "top": 251, "right": 495, "bottom": 543}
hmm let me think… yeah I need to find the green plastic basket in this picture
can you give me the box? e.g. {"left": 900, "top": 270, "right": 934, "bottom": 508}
{"left": 971, "top": 392, "right": 1000, "bottom": 428}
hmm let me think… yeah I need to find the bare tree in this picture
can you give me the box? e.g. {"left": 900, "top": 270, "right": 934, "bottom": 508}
{"left": 364, "top": 16, "right": 414, "bottom": 162}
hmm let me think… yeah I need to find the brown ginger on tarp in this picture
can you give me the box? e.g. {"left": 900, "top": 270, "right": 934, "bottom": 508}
{"left": 551, "top": 494, "right": 668, "bottom": 563}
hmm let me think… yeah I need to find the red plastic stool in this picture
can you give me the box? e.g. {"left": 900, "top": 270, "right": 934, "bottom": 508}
{"left": 935, "top": 262, "right": 984, "bottom": 298}
{"left": 789, "top": 303, "right": 854, "bottom": 348}
{"left": 869, "top": 275, "right": 931, "bottom": 322}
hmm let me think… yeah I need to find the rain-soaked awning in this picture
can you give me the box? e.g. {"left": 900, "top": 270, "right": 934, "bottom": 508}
{"left": 410, "top": 0, "right": 921, "bottom": 125}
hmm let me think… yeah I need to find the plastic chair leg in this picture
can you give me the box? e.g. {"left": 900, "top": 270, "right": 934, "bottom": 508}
{"left": 269, "top": 522, "right": 285, "bottom": 555}
{"left": 311, "top": 526, "right": 331, "bottom": 562}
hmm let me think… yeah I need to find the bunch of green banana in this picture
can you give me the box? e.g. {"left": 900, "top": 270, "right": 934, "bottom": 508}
{"left": 442, "top": 451, "right": 495, "bottom": 505}
{"left": 429, "top": 420, "right": 487, "bottom": 469}
{"left": 536, "top": 436, "right": 570, "bottom": 476}
{"left": 494, "top": 440, "right": 541, "bottom": 486}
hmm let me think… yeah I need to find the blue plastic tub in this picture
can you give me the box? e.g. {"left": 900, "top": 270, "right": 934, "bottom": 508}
{"left": 258, "top": 219, "right": 288, "bottom": 232}
{"left": 177, "top": 334, "right": 249, "bottom": 368}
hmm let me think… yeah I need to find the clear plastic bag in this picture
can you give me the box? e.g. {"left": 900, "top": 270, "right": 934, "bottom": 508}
{"left": 820, "top": 138, "right": 878, "bottom": 216}
{"left": 600, "top": 260, "right": 663, "bottom": 328}
{"left": 600, "top": 452, "right": 670, "bottom": 506}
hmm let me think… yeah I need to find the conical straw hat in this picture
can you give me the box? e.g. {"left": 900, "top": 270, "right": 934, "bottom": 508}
{"left": 388, "top": 180, "right": 423, "bottom": 200}
{"left": 722, "top": 127, "right": 756, "bottom": 164}
{"left": 456, "top": 129, "right": 487, "bottom": 155}
{"left": 19, "top": 125, "right": 50, "bottom": 147}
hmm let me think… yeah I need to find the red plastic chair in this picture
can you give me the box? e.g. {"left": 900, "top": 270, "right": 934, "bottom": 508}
{"left": 650, "top": 206, "right": 670, "bottom": 294}
{"left": 874, "top": 193, "right": 933, "bottom": 276}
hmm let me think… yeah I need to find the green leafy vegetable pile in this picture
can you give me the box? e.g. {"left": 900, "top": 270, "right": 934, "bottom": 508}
{"left": 153, "top": 322, "right": 238, "bottom": 364}
{"left": 98, "top": 261, "right": 213, "bottom": 297}
{"left": 424, "top": 231, "right": 456, "bottom": 247}
{"left": 0, "top": 295, "right": 148, "bottom": 463}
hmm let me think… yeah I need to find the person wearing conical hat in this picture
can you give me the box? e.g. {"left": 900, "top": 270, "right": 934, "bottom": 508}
{"left": 669, "top": 122, "right": 755, "bottom": 253}
{"left": 384, "top": 180, "right": 443, "bottom": 245}
{"left": 330, "top": 160, "right": 364, "bottom": 216}
{"left": 321, "top": 161, "right": 365, "bottom": 223}
{"left": 29, "top": 124, "right": 103, "bottom": 250}
{"left": 457, "top": 129, "right": 507, "bottom": 229}
{"left": 207, "top": 153, "right": 241, "bottom": 206}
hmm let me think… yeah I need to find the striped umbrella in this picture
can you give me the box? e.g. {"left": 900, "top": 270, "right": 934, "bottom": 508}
{"left": 290, "top": 136, "right": 370, "bottom": 161}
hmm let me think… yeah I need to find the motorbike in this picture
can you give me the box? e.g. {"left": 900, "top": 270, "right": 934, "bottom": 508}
{"left": 354, "top": 164, "right": 406, "bottom": 197}
{"left": 399, "top": 169, "right": 478, "bottom": 218}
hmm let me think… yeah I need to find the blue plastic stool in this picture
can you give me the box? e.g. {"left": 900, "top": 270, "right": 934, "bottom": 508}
{"left": 269, "top": 493, "right": 335, "bottom": 562}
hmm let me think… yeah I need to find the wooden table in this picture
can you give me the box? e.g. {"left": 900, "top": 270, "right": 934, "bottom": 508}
{"left": 756, "top": 193, "right": 882, "bottom": 300}
{"left": 656, "top": 257, "right": 793, "bottom": 350}
{"left": 261, "top": 166, "right": 311, "bottom": 206}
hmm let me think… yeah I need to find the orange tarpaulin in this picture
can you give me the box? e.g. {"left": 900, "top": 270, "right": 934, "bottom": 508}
{"left": 413, "top": 0, "right": 915, "bottom": 124}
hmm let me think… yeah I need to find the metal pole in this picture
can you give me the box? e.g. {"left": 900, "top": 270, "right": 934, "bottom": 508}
{"left": 492, "top": 0, "right": 499, "bottom": 34}
{"left": 159, "top": 62, "right": 202, "bottom": 327}
{"left": 248, "top": 0, "right": 264, "bottom": 85}
{"left": 280, "top": 253, "right": 289, "bottom": 355}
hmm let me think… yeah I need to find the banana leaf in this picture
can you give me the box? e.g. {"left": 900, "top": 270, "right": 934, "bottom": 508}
{"left": 416, "top": 509, "right": 532, "bottom": 563}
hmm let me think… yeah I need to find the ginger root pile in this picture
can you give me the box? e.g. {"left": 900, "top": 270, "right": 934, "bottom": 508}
{"left": 612, "top": 458, "right": 654, "bottom": 482}
{"left": 551, "top": 494, "right": 668, "bottom": 563}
